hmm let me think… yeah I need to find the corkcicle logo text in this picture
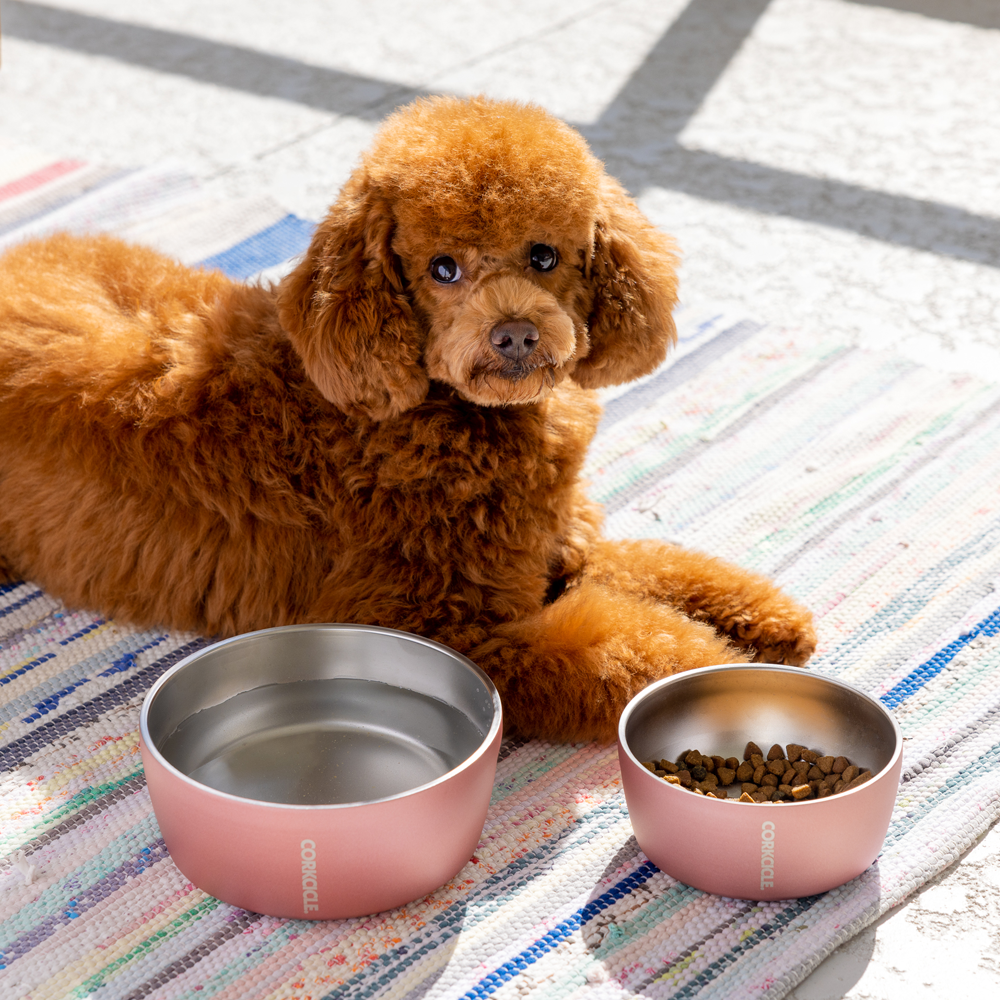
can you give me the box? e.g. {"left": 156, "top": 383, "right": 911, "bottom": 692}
{"left": 301, "top": 839, "right": 319, "bottom": 914}
{"left": 760, "top": 821, "right": 775, "bottom": 889}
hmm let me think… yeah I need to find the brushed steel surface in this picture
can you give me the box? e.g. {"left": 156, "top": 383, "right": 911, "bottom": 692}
{"left": 622, "top": 664, "right": 898, "bottom": 777}
{"left": 160, "top": 678, "right": 485, "bottom": 804}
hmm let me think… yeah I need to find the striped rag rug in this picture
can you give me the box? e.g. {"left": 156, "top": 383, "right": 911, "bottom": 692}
{"left": 2, "top": 152, "right": 1000, "bottom": 1000}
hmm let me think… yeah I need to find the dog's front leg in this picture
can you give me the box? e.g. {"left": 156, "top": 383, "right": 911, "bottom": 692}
{"left": 466, "top": 581, "right": 744, "bottom": 743}
{"left": 579, "top": 539, "right": 817, "bottom": 668}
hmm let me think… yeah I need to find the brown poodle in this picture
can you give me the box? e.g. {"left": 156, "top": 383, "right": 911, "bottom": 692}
{"left": 0, "top": 96, "right": 815, "bottom": 742}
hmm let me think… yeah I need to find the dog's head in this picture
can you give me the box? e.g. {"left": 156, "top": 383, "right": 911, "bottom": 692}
{"left": 278, "top": 96, "right": 679, "bottom": 420}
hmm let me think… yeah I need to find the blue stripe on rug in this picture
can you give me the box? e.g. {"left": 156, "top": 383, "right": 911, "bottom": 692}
{"left": 459, "top": 861, "right": 660, "bottom": 1000}
{"left": 197, "top": 214, "right": 315, "bottom": 280}
{"left": 0, "top": 589, "right": 44, "bottom": 622}
{"left": 881, "top": 604, "right": 1000, "bottom": 709}
{"left": 323, "top": 795, "right": 638, "bottom": 1000}
{"left": 0, "top": 639, "right": 208, "bottom": 769}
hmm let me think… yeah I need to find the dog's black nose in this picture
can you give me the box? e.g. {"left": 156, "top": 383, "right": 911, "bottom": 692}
{"left": 491, "top": 321, "right": 538, "bottom": 361}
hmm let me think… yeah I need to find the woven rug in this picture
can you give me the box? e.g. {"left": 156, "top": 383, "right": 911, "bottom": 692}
{"left": 2, "top": 153, "right": 1000, "bottom": 1000}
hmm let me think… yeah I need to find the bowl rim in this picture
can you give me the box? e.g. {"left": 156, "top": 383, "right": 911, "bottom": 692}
{"left": 617, "top": 662, "right": 904, "bottom": 807}
{"left": 139, "top": 623, "right": 503, "bottom": 811}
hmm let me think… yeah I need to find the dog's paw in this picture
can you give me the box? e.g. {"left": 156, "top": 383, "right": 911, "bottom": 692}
{"left": 752, "top": 628, "right": 816, "bottom": 667}
{"left": 696, "top": 581, "right": 817, "bottom": 668}
{"left": 736, "top": 614, "right": 817, "bottom": 667}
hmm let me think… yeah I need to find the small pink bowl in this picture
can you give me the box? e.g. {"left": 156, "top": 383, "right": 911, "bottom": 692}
{"left": 140, "top": 624, "right": 502, "bottom": 919}
{"left": 618, "top": 664, "right": 902, "bottom": 900}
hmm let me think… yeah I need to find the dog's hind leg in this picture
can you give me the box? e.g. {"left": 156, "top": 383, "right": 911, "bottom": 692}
{"left": 466, "top": 580, "right": 746, "bottom": 743}
{"left": 579, "top": 538, "right": 817, "bottom": 668}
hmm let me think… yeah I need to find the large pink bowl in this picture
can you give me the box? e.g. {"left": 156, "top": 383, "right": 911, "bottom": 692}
{"left": 140, "top": 624, "right": 502, "bottom": 919}
{"left": 618, "top": 664, "right": 902, "bottom": 900}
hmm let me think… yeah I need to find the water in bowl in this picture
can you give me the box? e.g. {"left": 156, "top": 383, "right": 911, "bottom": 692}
{"left": 159, "top": 677, "right": 485, "bottom": 805}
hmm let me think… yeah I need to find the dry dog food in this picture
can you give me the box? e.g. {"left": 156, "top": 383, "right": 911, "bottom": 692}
{"left": 640, "top": 741, "right": 872, "bottom": 803}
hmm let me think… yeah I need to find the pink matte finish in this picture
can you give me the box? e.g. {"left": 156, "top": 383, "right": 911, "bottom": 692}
{"left": 618, "top": 740, "right": 902, "bottom": 900}
{"left": 141, "top": 724, "right": 502, "bottom": 919}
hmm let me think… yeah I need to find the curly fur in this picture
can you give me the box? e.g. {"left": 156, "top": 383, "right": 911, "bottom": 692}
{"left": 0, "top": 96, "right": 816, "bottom": 742}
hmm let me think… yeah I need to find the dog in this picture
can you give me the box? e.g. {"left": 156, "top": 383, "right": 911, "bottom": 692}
{"left": 0, "top": 96, "right": 816, "bottom": 742}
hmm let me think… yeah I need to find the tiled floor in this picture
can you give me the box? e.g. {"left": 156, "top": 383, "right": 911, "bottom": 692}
{"left": 3, "top": 2, "right": 999, "bottom": 996}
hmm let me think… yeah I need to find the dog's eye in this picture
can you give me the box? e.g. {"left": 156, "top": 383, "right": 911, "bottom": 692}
{"left": 529, "top": 244, "right": 558, "bottom": 272}
{"left": 430, "top": 256, "right": 462, "bottom": 283}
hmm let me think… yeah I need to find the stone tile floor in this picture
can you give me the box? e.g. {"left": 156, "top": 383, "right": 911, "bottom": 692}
{"left": 2, "top": 1, "right": 999, "bottom": 995}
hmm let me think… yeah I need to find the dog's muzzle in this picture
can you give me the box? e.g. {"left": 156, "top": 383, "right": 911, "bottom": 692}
{"left": 490, "top": 321, "right": 538, "bottom": 362}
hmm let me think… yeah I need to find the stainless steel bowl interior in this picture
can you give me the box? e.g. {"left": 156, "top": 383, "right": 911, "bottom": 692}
{"left": 622, "top": 665, "right": 899, "bottom": 780}
{"left": 143, "top": 625, "right": 501, "bottom": 806}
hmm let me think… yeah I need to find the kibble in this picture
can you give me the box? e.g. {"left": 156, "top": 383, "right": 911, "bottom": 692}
{"left": 641, "top": 741, "right": 872, "bottom": 804}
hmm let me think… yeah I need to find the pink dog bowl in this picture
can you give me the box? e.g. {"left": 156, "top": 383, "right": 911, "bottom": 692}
{"left": 618, "top": 664, "right": 902, "bottom": 900}
{"left": 140, "top": 624, "right": 502, "bottom": 919}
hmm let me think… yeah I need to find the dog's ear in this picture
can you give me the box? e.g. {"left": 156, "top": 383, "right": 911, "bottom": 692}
{"left": 276, "top": 182, "right": 428, "bottom": 421}
{"left": 574, "top": 177, "right": 679, "bottom": 389}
